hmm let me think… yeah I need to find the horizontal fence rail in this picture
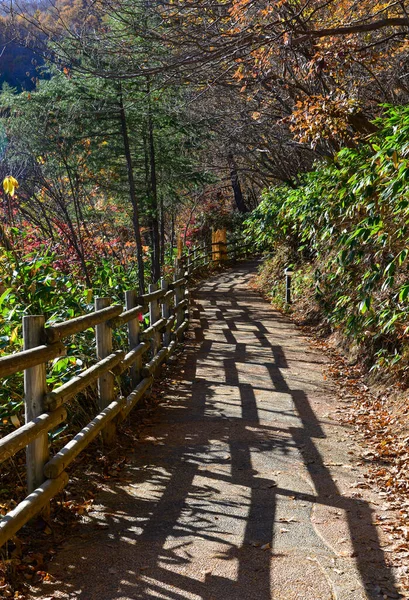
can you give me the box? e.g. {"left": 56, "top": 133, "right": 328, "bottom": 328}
{"left": 0, "top": 236, "right": 252, "bottom": 548}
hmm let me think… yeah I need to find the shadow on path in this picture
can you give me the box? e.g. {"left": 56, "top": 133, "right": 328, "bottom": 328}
{"left": 38, "top": 262, "right": 400, "bottom": 600}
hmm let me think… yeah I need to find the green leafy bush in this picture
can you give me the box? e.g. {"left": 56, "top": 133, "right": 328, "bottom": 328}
{"left": 0, "top": 247, "right": 139, "bottom": 435}
{"left": 246, "top": 104, "right": 409, "bottom": 377}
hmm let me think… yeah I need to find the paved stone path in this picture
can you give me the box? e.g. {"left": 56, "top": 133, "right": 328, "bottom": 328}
{"left": 34, "top": 262, "right": 400, "bottom": 599}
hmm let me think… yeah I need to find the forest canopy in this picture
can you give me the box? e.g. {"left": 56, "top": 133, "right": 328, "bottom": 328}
{"left": 0, "top": 0, "right": 408, "bottom": 328}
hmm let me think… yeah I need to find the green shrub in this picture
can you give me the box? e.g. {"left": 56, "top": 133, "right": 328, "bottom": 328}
{"left": 0, "top": 247, "right": 139, "bottom": 436}
{"left": 246, "top": 104, "right": 409, "bottom": 376}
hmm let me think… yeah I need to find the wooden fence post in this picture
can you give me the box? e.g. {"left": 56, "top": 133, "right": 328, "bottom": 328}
{"left": 161, "top": 278, "right": 171, "bottom": 348}
{"left": 184, "top": 284, "right": 190, "bottom": 328}
{"left": 220, "top": 230, "right": 227, "bottom": 264}
{"left": 175, "top": 280, "right": 184, "bottom": 332}
{"left": 211, "top": 230, "right": 216, "bottom": 265}
{"left": 176, "top": 255, "right": 184, "bottom": 277}
{"left": 95, "top": 298, "right": 116, "bottom": 444}
{"left": 23, "top": 316, "right": 48, "bottom": 494}
{"left": 125, "top": 290, "right": 141, "bottom": 388}
{"left": 187, "top": 248, "right": 192, "bottom": 275}
{"left": 149, "top": 283, "right": 161, "bottom": 356}
{"left": 211, "top": 229, "right": 227, "bottom": 266}
{"left": 177, "top": 234, "right": 183, "bottom": 259}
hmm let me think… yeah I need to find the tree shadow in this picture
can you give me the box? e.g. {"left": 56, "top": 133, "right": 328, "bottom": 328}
{"left": 36, "top": 262, "right": 400, "bottom": 600}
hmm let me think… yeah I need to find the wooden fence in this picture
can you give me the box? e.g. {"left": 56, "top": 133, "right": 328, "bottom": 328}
{"left": 0, "top": 238, "right": 253, "bottom": 548}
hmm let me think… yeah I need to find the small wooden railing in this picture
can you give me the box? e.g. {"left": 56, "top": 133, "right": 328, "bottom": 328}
{"left": 182, "top": 239, "right": 253, "bottom": 271}
{"left": 0, "top": 238, "right": 252, "bottom": 547}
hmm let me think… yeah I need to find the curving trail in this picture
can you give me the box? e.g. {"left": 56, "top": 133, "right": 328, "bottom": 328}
{"left": 32, "top": 262, "right": 400, "bottom": 600}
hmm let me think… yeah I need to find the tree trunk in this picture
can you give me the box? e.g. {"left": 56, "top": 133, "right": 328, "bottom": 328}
{"left": 159, "top": 194, "right": 165, "bottom": 267}
{"left": 170, "top": 212, "right": 175, "bottom": 263}
{"left": 146, "top": 77, "right": 161, "bottom": 283}
{"left": 227, "top": 152, "right": 249, "bottom": 213}
{"left": 118, "top": 86, "right": 145, "bottom": 295}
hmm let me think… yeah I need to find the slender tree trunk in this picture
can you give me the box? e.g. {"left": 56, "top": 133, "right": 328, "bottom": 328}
{"left": 118, "top": 86, "right": 145, "bottom": 295}
{"left": 170, "top": 212, "right": 175, "bottom": 259}
{"left": 146, "top": 77, "right": 161, "bottom": 282}
{"left": 159, "top": 194, "right": 165, "bottom": 267}
{"left": 227, "top": 152, "right": 249, "bottom": 213}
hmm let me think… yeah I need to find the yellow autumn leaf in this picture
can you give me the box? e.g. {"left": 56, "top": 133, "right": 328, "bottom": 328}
{"left": 10, "top": 326, "right": 19, "bottom": 343}
{"left": 3, "top": 176, "right": 19, "bottom": 197}
{"left": 10, "top": 414, "right": 20, "bottom": 428}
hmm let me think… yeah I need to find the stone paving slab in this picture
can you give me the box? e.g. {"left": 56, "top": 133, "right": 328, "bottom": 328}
{"left": 30, "top": 262, "right": 401, "bottom": 600}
